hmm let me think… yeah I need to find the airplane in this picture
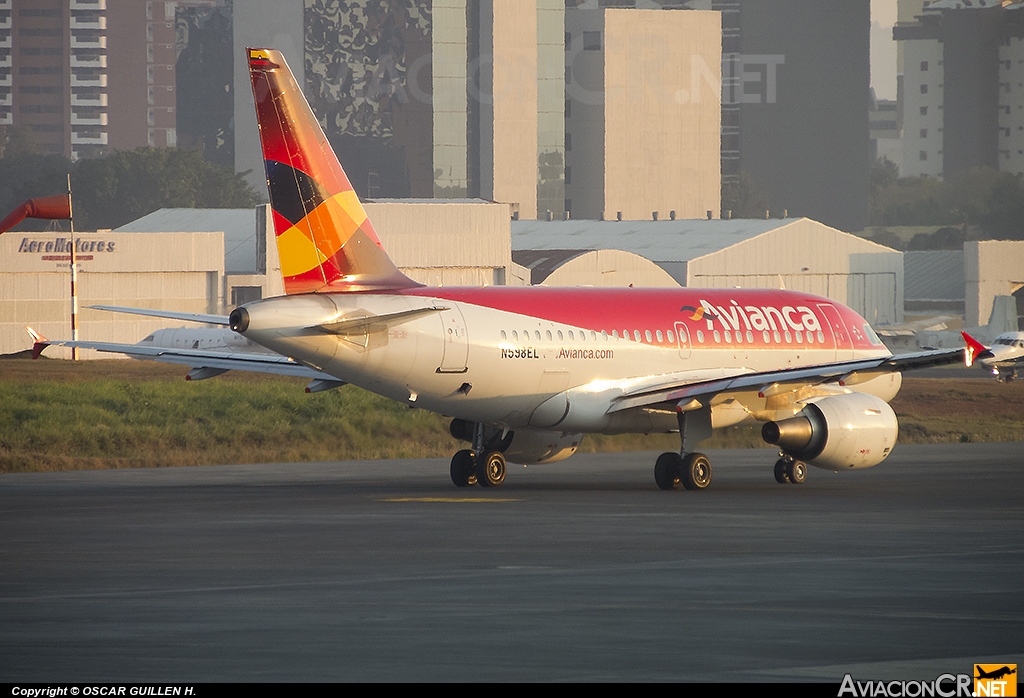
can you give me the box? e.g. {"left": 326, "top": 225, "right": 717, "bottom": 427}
{"left": 975, "top": 666, "right": 1017, "bottom": 681}
{"left": 977, "top": 332, "right": 1024, "bottom": 382}
{"left": 34, "top": 48, "right": 995, "bottom": 490}
{"left": 27, "top": 323, "right": 346, "bottom": 393}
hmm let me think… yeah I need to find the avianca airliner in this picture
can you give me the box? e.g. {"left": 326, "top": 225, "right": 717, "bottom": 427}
{"left": 38, "top": 48, "right": 990, "bottom": 490}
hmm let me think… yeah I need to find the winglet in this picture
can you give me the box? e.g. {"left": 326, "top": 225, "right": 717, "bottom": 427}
{"left": 962, "top": 331, "right": 987, "bottom": 367}
{"left": 25, "top": 326, "right": 49, "bottom": 360}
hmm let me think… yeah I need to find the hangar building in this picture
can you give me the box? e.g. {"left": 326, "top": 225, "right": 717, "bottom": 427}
{"left": 1, "top": 201, "right": 525, "bottom": 358}
{"left": 512, "top": 217, "right": 904, "bottom": 325}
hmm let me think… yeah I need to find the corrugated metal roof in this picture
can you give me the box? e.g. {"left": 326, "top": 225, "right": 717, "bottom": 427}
{"left": 511, "top": 218, "right": 806, "bottom": 262}
{"left": 511, "top": 250, "right": 587, "bottom": 283}
{"left": 115, "top": 208, "right": 258, "bottom": 274}
{"left": 904, "top": 250, "right": 965, "bottom": 301}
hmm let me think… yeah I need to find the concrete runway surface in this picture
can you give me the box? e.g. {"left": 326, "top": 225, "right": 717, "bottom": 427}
{"left": 1, "top": 443, "right": 1021, "bottom": 682}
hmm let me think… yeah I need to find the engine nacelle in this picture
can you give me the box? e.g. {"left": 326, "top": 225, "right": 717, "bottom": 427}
{"left": 450, "top": 419, "right": 582, "bottom": 464}
{"left": 761, "top": 393, "right": 898, "bottom": 470}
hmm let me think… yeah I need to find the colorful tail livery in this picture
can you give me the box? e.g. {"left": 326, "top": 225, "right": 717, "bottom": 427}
{"left": 247, "top": 48, "right": 420, "bottom": 295}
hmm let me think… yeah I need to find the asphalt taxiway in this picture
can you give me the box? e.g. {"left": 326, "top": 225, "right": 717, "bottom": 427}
{"left": 1, "top": 444, "right": 1021, "bottom": 682}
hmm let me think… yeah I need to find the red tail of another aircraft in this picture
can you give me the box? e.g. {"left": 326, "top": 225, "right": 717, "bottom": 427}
{"left": 247, "top": 48, "right": 420, "bottom": 295}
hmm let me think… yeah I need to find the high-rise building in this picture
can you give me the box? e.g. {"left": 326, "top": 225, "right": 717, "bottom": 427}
{"left": 233, "top": 0, "right": 563, "bottom": 220}
{"left": 564, "top": 6, "right": 721, "bottom": 221}
{"left": 896, "top": 0, "right": 1024, "bottom": 180}
{"left": 3, "top": 0, "right": 184, "bottom": 160}
{"left": 715, "top": 0, "right": 871, "bottom": 232}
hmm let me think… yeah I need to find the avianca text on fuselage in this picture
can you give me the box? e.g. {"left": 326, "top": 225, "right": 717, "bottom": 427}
{"left": 697, "top": 298, "right": 823, "bottom": 334}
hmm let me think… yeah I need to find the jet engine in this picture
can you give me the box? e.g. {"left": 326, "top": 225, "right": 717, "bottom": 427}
{"left": 761, "top": 393, "right": 898, "bottom": 470}
{"left": 450, "top": 419, "right": 582, "bottom": 464}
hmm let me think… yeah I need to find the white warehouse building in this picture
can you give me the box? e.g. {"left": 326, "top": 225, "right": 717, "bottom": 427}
{"left": 512, "top": 217, "right": 904, "bottom": 326}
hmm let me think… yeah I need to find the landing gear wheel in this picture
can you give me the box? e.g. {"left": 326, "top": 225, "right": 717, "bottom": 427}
{"left": 476, "top": 451, "right": 506, "bottom": 487}
{"left": 681, "top": 452, "right": 712, "bottom": 491}
{"left": 450, "top": 449, "right": 477, "bottom": 487}
{"left": 654, "top": 452, "right": 682, "bottom": 490}
{"left": 786, "top": 459, "right": 807, "bottom": 485}
{"left": 774, "top": 458, "right": 791, "bottom": 484}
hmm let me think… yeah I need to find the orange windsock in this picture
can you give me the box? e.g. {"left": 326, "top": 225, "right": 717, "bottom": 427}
{"left": 0, "top": 195, "right": 71, "bottom": 234}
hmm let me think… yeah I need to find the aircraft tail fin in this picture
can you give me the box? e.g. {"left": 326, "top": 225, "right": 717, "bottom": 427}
{"left": 246, "top": 48, "right": 420, "bottom": 295}
{"left": 25, "top": 326, "right": 49, "bottom": 360}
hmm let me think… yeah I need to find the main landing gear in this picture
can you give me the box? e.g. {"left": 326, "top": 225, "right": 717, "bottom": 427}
{"left": 450, "top": 449, "right": 507, "bottom": 488}
{"left": 449, "top": 420, "right": 509, "bottom": 488}
{"left": 773, "top": 454, "right": 807, "bottom": 485}
{"left": 655, "top": 406, "right": 714, "bottom": 491}
{"left": 654, "top": 451, "right": 712, "bottom": 490}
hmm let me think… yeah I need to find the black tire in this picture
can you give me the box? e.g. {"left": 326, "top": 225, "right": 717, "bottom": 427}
{"left": 787, "top": 460, "right": 807, "bottom": 485}
{"left": 450, "top": 449, "right": 477, "bottom": 487}
{"left": 654, "top": 452, "right": 682, "bottom": 490}
{"left": 476, "top": 451, "right": 506, "bottom": 487}
{"left": 681, "top": 452, "right": 712, "bottom": 491}
{"left": 774, "top": 458, "right": 791, "bottom": 484}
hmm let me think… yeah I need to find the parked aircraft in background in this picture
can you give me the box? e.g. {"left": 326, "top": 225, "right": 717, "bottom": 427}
{"left": 27, "top": 322, "right": 345, "bottom": 393}
{"left": 34, "top": 48, "right": 1001, "bottom": 491}
{"left": 977, "top": 332, "right": 1024, "bottom": 382}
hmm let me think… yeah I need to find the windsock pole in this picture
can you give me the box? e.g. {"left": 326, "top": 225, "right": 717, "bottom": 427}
{"left": 67, "top": 174, "right": 78, "bottom": 361}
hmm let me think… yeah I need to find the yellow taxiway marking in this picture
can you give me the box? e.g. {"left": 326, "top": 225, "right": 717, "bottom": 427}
{"left": 378, "top": 497, "right": 521, "bottom": 503}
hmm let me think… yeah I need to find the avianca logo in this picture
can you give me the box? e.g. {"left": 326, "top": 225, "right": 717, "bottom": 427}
{"left": 695, "top": 299, "right": 823, "bottom": 334}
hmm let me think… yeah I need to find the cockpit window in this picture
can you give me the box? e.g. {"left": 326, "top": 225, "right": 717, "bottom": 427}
{"left": 142, "top": 334, "right": 155, "bottom": 342}
{"left": 863, "top": 324, "right": 884, "bottom": 346}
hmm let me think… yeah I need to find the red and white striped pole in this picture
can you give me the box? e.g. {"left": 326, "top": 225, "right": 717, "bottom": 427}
{"left": 67, "top": 174, "right": 78, "bottom": 361}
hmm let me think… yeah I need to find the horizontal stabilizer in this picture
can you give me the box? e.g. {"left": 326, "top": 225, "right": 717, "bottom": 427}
{"left": 89, "top": 305, "right": 230, "bottom": 326}
{"left": 313, "top": 306, "right": 449, "bottom": 336}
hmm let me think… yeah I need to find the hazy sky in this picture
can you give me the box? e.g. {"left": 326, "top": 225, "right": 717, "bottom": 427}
{"left": 871, "top": 0, "right": 898, "bottom": 100}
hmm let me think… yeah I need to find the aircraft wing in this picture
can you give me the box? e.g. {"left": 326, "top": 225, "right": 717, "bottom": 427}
{"left": 32, "top": 336, "right": 344, "bottom": 389}
{"left": 609, "top": 346, "right": 970, "bottom": 414}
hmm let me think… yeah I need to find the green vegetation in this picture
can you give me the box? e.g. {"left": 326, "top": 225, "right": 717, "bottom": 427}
{"left": 868, "top": 159, "right": 1024, "bottom": 243}
{"left": 0, "top": 147, "right": 262, "bottom": 232}
{"left": 1, "top": 360, "right": 1022, "bottom": 473}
